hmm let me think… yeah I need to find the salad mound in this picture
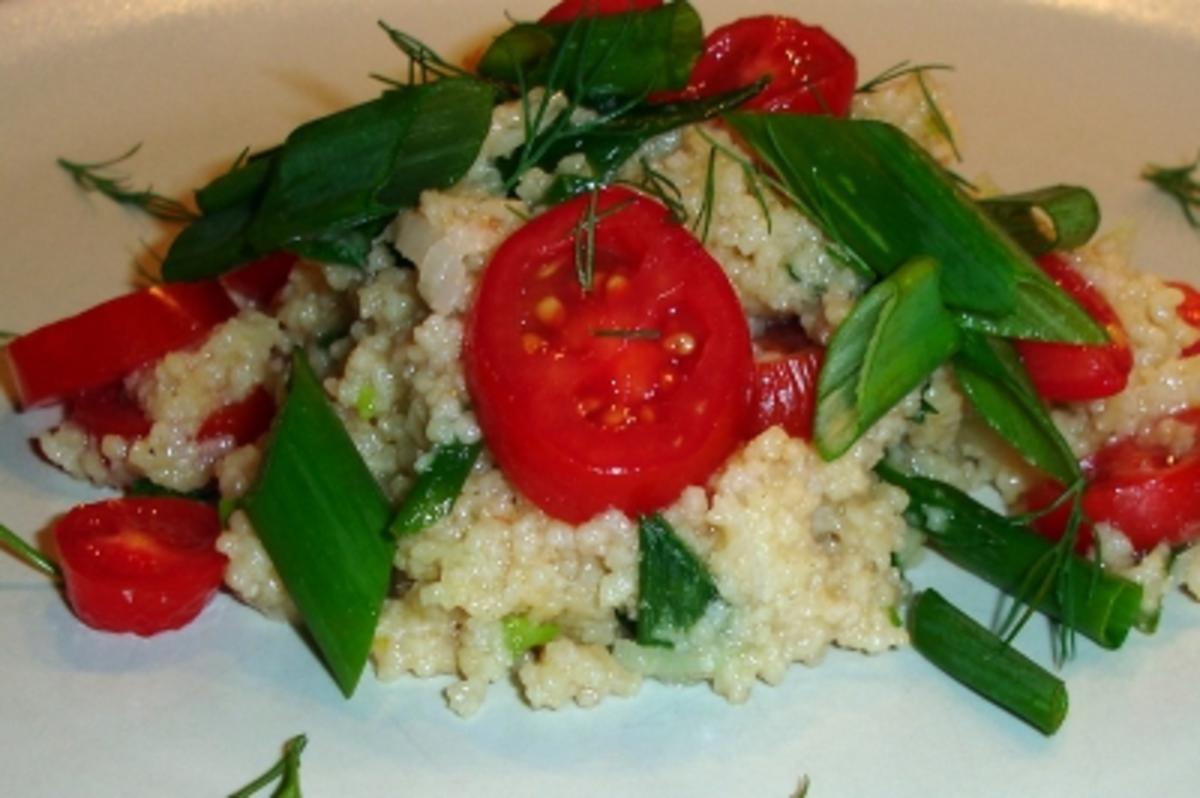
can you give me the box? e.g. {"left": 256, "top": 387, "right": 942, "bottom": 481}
{"left": 3, "top": 0, "right": 1200, "bottom": 732}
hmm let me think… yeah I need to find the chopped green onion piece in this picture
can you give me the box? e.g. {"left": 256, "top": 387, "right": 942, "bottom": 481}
{"left": 0, "top": 522, "right": 61, "bottom": 581}
{"left": 877, "top": 463, "right": 1142, "bottom": 649}
{"left": 477, "top": 1, "right": 702, "bottom": 105}
{"left": 980, "top": 185, "right": 1100, "bottom": 256}
{"left": 243, "top": 353, "right": 394, "bottom": 697}
{"left": 228, "top": 734, "right": 307, "bottom": 798}
{"left": 390, "top": 442, "right": 481, "bottom": 537}
{"left": 1142, "top": 151, "right": 1200, "bottom": 228}
{"left": 502, "top": 615, "right": 560, "bottom": 657}
{"left": 909, "top": 590, "right": 1068, "bottom": 736}
{"left": 636, "top": 514, "right": 719, "bottom": 647}
{"left": 815, "top": 256, "right": 960, "bottom": 460}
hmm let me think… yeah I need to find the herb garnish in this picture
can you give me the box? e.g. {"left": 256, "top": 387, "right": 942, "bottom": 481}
{"left": 1143, "top": 151, "right": 1200, "bottom": 228}
{"left": 592, "top": 327, "right": 662, "bottom": 340}
{"left": 58, "top": 144, "right": 196, "bottom": 223}
{"left": 856, "top": 60, "right": 953, "bottom": 94}
{"left": 228, "top": 734, "right": 307, "bottom": 798}
{"left": 0, "top": 521, "right": 61, "bottom": 580}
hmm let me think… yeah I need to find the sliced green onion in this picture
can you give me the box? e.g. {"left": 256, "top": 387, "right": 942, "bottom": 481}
{"left": 243, "top": 353, "right": 394, "bottom": 697}
{"left": 636, "top": 514, "right": 719, "bottom": 647}
{"left": 878, "top": 463, "right": 1142, "bottom": 649}
{"left": 502, "top": 615, "right": 560, "bottom": 657}
{"left": 909, "top": 590, "right": 1068, "bottom": 736}
{"left": 0, "top": 522, "right": 61, "bottom": 581}
{"left": 815, "top": 256, "right": 960, "bottom": 460}
{"left": 389, "top": 441, "right": 481, "bottom": 537}
{"left": 980, "top": 185, "right": 1100, "bottom": 256}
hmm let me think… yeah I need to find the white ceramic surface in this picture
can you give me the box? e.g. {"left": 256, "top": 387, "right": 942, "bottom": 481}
{"left": 2, "top": 1, "right": 1198, "bottom": 795}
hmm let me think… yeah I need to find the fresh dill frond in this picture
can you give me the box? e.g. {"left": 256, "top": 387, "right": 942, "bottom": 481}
{"left": 571, "top": 192, "right": 633, "bottom": 292}
{"left": 856, "top": 60, "right": 953, "bottom": 94}
{"left": 691, "top": 145, "right": 718, "bottom": 244}
{"left": 1143, "top": 151, "right": 1200, "bottom": 228}
{"left": 377, "top": 22, "right": 476, "bottom": 84}
{"left": 694, "top": 127, "right": 780, "bottom": 235}
{"left": 57, "top": 144, "right": 196, "bottom": 223}
{"left": 0, "top": 330, "right": 15, "bottom": 343}
{"left": 916, "top": 71, "right": 962, "bottom": 163}
{"left": 635, "top": 158, "right": 688, "bottom": 223}
{"left": 592, "top": 327, "right": 662, "bottom": 339}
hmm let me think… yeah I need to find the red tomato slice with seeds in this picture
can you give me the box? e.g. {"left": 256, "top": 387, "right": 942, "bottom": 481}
{"left": 681, "top": 16, "right": 857, "bottom": 115}
{"left": 540, "top": 0, "right": 660, "bottom": 23}
{"left": 1014, "top": 253, "right": 1133, "bottom": 402}
{"left": 54, "top": 497, "right": 227, "bottom": 636}
{"left": 4, "top": 281, "right": 236, "bottom": 408}
{"left": 1168, "top": 280, "right": 1200, "bottom": 357}
{"left": 466, "top": 187, "right": 752, "bottom": 523}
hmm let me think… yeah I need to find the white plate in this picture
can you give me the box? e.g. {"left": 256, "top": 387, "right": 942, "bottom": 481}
{"left": 2, "top": 1, "right": 1199, "bottom": 795}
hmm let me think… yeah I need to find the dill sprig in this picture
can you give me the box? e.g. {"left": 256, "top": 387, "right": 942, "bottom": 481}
{"left": 377, "top": 22, "right": 478, "bottom": 85}
{"left": 228, "top": 734, "right": 307, "bottom": 798}
{"left": 856, "top": 61, "right": 961, "bottom": 163}
{"left": 915, "top": 71, "right": 961, "bottom": 163}
{"left": 572, "top": 191, "right": 634, "bottom": 292}
{"left": 856, "top": 60, "right": 953, "bottom": 94}
{"left": 0, "top": 330, "right": 15, "bottom": 343}
{"left": 592, "top": 327, "right": 662, "bottom": 339}
{"left": 635, "top": 158, "right": 688, "bottom": 223}
{"left": 57, "top": 144, "right": 196, "bottom": 223}
{"left": 1143, "top": 151, "right": 1200, "bottom": 228}
{"left": 694, "top": 127, "right": 780, "bottom": 237}
{"left": 690, "top": 145, "right": 718, "bottom": 244}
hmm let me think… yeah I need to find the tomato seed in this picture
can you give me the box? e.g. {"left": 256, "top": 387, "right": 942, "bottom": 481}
{"left": 535, "top": 296, "right": 566, "bottom": 327}
{"left": 522, "top": 333, "right": 547, "bottom": 354}
{"left": 664, "top": 332, "right": 697, "bottom": 356}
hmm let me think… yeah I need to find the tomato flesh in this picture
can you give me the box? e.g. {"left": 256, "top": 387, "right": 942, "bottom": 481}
{"left": 681, "top": 16, "right": 857, "bottom": 116}
{"left": 1168, "top": 280, "right": 1200, "bottom": 357}
{"left": 66, "top": 382, "right": 153, "bottom": 439}
{"left": 219, "top": 251, "right": 297, "bottom": 309}
{"left": 4, "top": 281, "right": 236, "bottom": 408}
{"left": 466, "top": 187, "right": 752, "bottom": 523}
{"left": 197, "top": 386, "right": 276, "bottom": 443}
{"left": 540, "top": 0, "right": 661, "bottom": 23}
{"left": 747, "top": 327, "right": 823, "bottom": 440}
{"left": 1014, "top": 253, "right": 1133, "bottom": 402}
{"left": 54, "top": 497, "right": 227, "bottom": 636}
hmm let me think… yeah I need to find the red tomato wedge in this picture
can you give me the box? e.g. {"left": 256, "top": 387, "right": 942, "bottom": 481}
{"left": 197, "top": 386, "right": 276, "bottom": 444}
{"left": 747, "top": 327, "right": 823, "bottom": 440}
{"left": 466, "top": 187, "right": 752, "bottom": 523}
{"left": 66, "top": 382, "right": 153, "bottom": 439}
{"left": 1014, "top": 253, "right": 1133, "bottom": 402}
{"left": 1168, "top": 280, "right": 1200, "bottom": 357}
{"left": 219, "top": 251, "right": 297, "bottom": 309}
{"left": 681, "top": 16, "right": 857, "bottom": 115}
{"left": 54, "top": 497, "right": 227, "bottom": 636}
{"left": 1022, "top": 480, "right": 1094, "bottom": 554}
{"left": 4, "top": 281, "right": 236, "bottom": 408}
{"left": 1024, "top": 408, "right": 1200, "bottom": 552}
{"left": 540, "top": 0, "right": 660, "bottom": 23}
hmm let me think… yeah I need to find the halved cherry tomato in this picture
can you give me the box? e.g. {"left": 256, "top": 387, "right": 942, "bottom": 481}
{"left": 747, "top": 326, "right": 823, "bottom": 440}
{"left": 66, "top": 382, "right": 153, "bottom": 439}
{"left": 1021, "top": 480, "right": 1094, "bottom": 554}
{"left": 1023, "top": 408, "right": 1200, "bottom": 552}
{"left": 466, "top": 187, "right": 752, "bottom": 523}
{"left": 4, "top": 281, "right": 236, "bottom": 408}
{"left": 680, "top": 16, "right": 857, "bottom": 115}
{"left": 219, "top": 251, "right": 297, "bottom": 309}
{"left": 197, "top": 386, "right": 276, "bottom": 443}
{"left": 1014, "top": 253, "right": 1133, "bottom": 402}
{"left": 540, "top": 0, "right": 660, "bottom": 23}
{"left": 53, "top": 497, "right": 226, "bottom": 636}
{"left": 1168, "top": 280, "right": 1200, "bottom": 357}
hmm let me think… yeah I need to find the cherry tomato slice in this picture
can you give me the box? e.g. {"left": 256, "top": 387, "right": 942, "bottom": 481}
{"left": 1021, "top": 480, "right": 1094, "bottom": 554}
{"left": 747, "top": 327, "right": 823, "bottom": 440}
{"left": 54, "top": 497, "right": 227, "bottom": 636}
{"left": 682, "top": 16, "right": 857, "bottom": 115}
{"left": 1167, "top": 280, "right": 1200, "bottom": 357}
{"left": 219, "top": 251, "right": 297, "bottom": 309}
{"left": 466, "top": 187, "right": 752, "bottom": 523}
{"left": 66, "top": 382, "right": 153, "bottom": 439}
{"left": 197, "top": 386, "right": 276, "bottom": 444}
{"left": 1014, "top": 253, "right": 1133, "bottom": 402}
{"left": 5, "top": 281, "right": 236, "bottom": 408}
{"left": 540, "top": 0, "right": 660, "bottom": 23}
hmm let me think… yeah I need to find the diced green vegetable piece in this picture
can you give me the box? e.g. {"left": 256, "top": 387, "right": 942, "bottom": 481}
{"left": 725, "top": 113, "right": 1105, "bottom": 344}
{"left": 637, "top": 514, "right": 719, "bottom": 647}
{"left": 502, "top": 615, "right": 560, "bottom": 657}
{"left": 979, "top": 184, "right": 1100, "bottom": 256}
{"left": 390, "top": 442, "right": 481, "bottom": 537}
{"left": 477, "top": 1, "right": 702, "bottom": 105}
{"left": 815, "top": 256, "right": 960, "bottom": 460}
{"left": 877, "top": 463, "right": 1142, "bottom": 648}
{"left": 909, "top": 590, "right": 1068, "bottom": 735}
{"left": 243, "top": 353, "right": 394, "bottom": 697}
{"left": 952, "top": 331, "right": 1080, "bottom": 484}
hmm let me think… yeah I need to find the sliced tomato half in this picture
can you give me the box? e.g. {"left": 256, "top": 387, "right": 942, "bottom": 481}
{"left": 5, "top": 281, "right": 236, "bottom": 408}
{"left": 746, "top": 325, "right": 823, "bottom": 440}
{"left": 219, "top": 251, "right": 297, "bottom": 309}
{"left": 539, "top": 0, "right": 661, "bottom": 23}
{"left": 1014, "top": 253, "right": 1133, "bottom": 402}
{"left": 466, "top": 187, "right": 752, "bottom": 523}
{"left": 54, "top": 497, "right": 227, "bottom": 636}
{"left": 1168, "top": 280, "right": 1200, "bottom": 357}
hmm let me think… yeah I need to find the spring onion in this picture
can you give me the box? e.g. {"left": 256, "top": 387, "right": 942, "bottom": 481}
{"left": 980, "top": 185, "right": 1100, "bottom": 256}
{"left": 502, "top": 615, "right": 561, "bottom": 658}
{"left": 637, "top": 514, "right": 719, "bottom": 647}
{"left": 389, "top": 441, "right": 481, "bottom": 537}
{"left": 0, "top": 522, "right": 61, "bottom": 580}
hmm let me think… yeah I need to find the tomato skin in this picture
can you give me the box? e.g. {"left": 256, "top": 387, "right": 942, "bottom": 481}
{"left": 1168, "top": 280, "right": 1200, "bottom": 357}
{"left": 66, "top": 382, "right": 153, "bottom": 439}
{"left": 1024, "top": 408, "right": 1200, "bottom": 552}
{"left": 54, "top": 498, "right": 227, "bottom": 636}
{"left": 1022, "top": 480, "right": 1093, "bottom": 554}
{"left": 682, "top": 16, "right": 857, "bottom": 115}
{"left": 1014, "top": 253, "right": 1133, "bottom": 402}
{"left": 747, "top": 344, "right": 823, "bottom": 440}
{"left": 5, "top": 281, "right": 236, "bottom": 408}
{"left": 219, "top": 251, "right": 297, "bottom": 309}
{"left": 466, "top": 187, "right": 752, "bottom": 523}
{"left": 540, "top": 0, "right": 660, "bottom": 23}
{"left": 196, "top": 386, "right": 276, "bottom": 444}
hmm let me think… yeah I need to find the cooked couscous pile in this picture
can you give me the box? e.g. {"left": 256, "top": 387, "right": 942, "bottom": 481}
{"left": 34, "top": 68, "right": 1200, "bottom": 716}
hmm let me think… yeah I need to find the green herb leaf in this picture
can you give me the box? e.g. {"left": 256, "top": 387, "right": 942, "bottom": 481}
{"left": 195, "top": 153, "right": 275, "bottom": 215}
{"left": 636, "top": 514, "right": 719, "bottom": 647}
{"left": 477, "top": 1, "right": 702, "bottom": 106}
{"left": 0, "top": 522, "right": 61, "bottom": 581}
{"left": 856, "top": 60, "right": 953, "bottom": 94}
{"left": 57, "top": 144, "right": 196, "bottom": 223}
{"left": 243, "top": 353, "right": 394, "bottom": 697}
{"left": 980, "top": 185, "right": 1100, "bottom": 256}
{"left": 502, "top": 615, "right": 560, "bottom": 657}
{"left": 390, "top": 441, "right": 481, "bottom": 537}
{"left": 815, "top": 256, "right": 960, "bottom": 460}
{"left": 952, "top": 331, "right": 1080, "bottom": 484}
{"left": 908, "top": 590, "right": 1068, "bottom": 735}
{"left": 1142, "top": 151, "right": 1200, "bottom": 228}
{"left": 228, "top": 734, "right": 307, "bottom": 798}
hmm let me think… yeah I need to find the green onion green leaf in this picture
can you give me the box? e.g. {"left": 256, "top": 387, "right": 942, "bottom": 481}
{"left": 980, "top": 185, "right": 1100, "bottom": 256}
{"left": 0, "top": 521, "right": 61, "bottom": 581}
{"left": 390, "top": 441, "right": 481, "bottom": 537}
{"left": 502, "top": 614, "right": 561, "bottom": 658}
{"left": 1142, "top": 151, "right": 1200, "bottom": 228}
{"left": 636, "top": 513, "right": 719, "bottom": 648}
{"left": 228, "top": 734, "right": 307, "bottom": 798}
